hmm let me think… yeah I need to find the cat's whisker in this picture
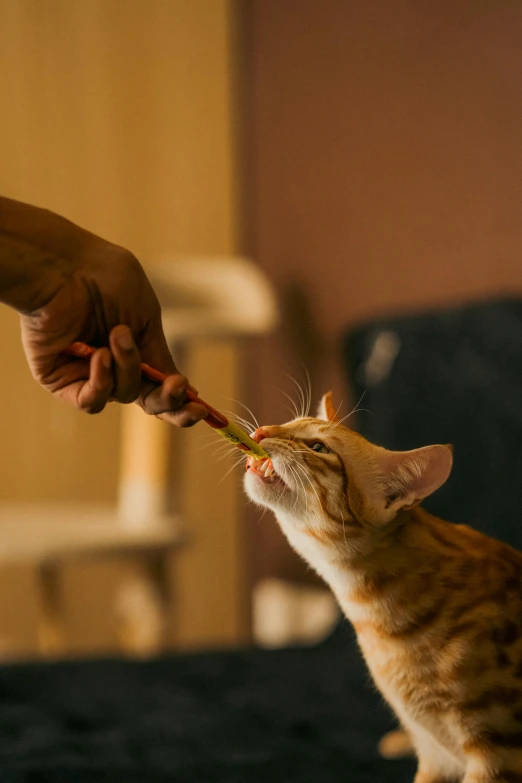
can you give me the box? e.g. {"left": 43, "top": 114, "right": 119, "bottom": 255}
{"left": 220, "top": 408, "right": 251, "bottom": 423}
{"left": 329, "top": 400, "right": 345, "bottom": 427}
{"left": 227, "top": 418, "right": 256, "bottom": 435}
{"left": 286, "top": 456, "right": 321, "bottom": 507}
{"left": 278, "top": 465, "right": 294, "bottom": 504}
{"left": 324, "top": 391, "right": 369, "bottom": 434}
{"left": 191, "top": 437, "right": 243, "bottom": 457}
{"left": 290, "top": 471, "right": 306, "bottom": 513}
{"left": 301, "top": 363, "right": 312, "bottom": 418}
{"left": 276, "top": 464, "right": 294, "bottom": 504}
{"left": 222, "top": 397, "right": 261, "bottom": 430}
{"left": 286, "top": 374, "right": 308, "bottom": 419}
{"left": 350, "top": 389, "right": 367, "bottom": 413}
{"left": 279, "top": 389, "right": 301, "bottom": 421}
{"left": 256, "top": 504, "right": 269, "bottom": 522}
{"left": 218, "top": 444, "right": 246, "bottom": 464}
{"left": 283, "top": 403, "right": 300, "bottom": 420}
{"left": 286, "top": 462, "right": 308, "bottom": 513}
{"left": 207, "top": 441, "right": 250, "bottom": 462}
{"left": 220, "top": 409, "right": 257, "bottom": 433}
{"left": 352, "top": 407, "right": 371, "bottom": 417}
{"left": 217, "top": 452, "right": 248, "bottom": 469}
{"left": 295, "top": 472, "right": 321, "bottom": 510}
{"left": 218, "top": 454, "right": 249, "bottom": 483}
{"left": 286, "top": 375, "right": 306, "bottom": 419}
{"left": 295, "top": 361, "right": 313, "bottom": 418}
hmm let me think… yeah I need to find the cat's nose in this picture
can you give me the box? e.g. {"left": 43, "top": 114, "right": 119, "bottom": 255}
{"left": 252, "top": 427, "right": 269, "bottom": 443}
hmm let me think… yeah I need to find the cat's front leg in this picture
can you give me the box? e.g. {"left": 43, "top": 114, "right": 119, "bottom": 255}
{"left": 409, "top": 724, "right": 464, "bottom": 783}
{"left": 413, "top": 755, "right": 463, "bottom": 783}
{"left": 414, "top": 771, "right": 460, "bottom": 783}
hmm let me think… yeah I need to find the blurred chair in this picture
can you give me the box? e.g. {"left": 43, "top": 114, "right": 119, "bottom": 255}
{"left": 0, "top": 256, "right": 277, "bottom": 659}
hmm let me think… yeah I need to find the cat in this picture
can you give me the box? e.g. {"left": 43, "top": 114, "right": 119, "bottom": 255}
{"left": 244, "top": 392, "right": 522, "bottom": 783}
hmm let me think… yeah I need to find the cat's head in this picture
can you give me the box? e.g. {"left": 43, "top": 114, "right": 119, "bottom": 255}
{"left": 244, "top": 392, "right": 453, "bottom": 545}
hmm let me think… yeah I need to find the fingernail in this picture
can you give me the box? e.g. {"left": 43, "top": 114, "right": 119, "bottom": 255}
{"left": 101, "top": 351, "right": 112, "bottom": 370}
{"left": 115, "top": 326, "right": 133, "bottom": 351}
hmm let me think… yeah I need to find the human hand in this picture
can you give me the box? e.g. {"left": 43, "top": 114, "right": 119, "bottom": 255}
{"left": 20, "top": 240, "right": 208, "bottom": 425}
{"left": 0, "top": 198, "right": 207, "bottom": 425}
{"left": 0, "top": 196, "right": 208, "bottom": 427}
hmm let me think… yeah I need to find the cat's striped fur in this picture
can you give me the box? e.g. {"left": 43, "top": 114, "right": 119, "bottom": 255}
{"left": 244, "top": 393, "right": 522, "bottom": 782}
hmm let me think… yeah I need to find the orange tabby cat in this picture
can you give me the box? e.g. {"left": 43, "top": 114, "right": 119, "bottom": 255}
{"left": 244, "top": 392, "right": 522, "bottom": 782}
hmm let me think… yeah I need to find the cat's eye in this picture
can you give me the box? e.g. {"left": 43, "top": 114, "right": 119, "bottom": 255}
{"left": 310, "top": 442, "right": 330, "bottom": 454}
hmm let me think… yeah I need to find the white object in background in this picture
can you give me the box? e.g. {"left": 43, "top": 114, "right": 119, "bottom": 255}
{"left": 149, "top": 256, "right": 279, "bottom": 340}
{"left": 114, "top": 571, "right": 166, "bottom": 657}
{"left": 363, "top": 330, "right": 401, "bottom": 387}
{"left": 253, "top": 578, "right": 340, "bottom": 648}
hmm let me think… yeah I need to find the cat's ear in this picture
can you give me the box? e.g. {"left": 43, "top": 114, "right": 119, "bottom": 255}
{"left": 317, "top": 391, "right": 339, "bottom": 423}
{"left": 378, "top": 444, "right": 453, "bottom": 512}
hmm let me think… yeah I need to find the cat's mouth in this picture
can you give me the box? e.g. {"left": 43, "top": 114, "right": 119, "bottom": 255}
{"left": 246, "top": 456, "right": 284, "bottom": 485}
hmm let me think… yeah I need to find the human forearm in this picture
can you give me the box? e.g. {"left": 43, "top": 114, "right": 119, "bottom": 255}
{"left": 0, "top": 196, "right": 97, "bottom": 312}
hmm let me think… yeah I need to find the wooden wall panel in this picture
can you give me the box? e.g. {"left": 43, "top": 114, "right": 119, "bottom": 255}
{"left": 0, "top": 0, "right": 244, "bottom": 653}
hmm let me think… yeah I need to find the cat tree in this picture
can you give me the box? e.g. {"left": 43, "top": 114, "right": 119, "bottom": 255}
{"left": 0, "top": 256, "right": 277, "bottom": 658}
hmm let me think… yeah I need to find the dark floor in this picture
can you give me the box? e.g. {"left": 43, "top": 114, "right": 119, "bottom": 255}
{"left": 0, "top": 621, "right": 416, "bottom": 782}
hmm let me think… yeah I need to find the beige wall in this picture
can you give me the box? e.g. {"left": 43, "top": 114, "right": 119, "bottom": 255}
{"left": 247, "top": 0, "right": 522, "bottom": 582}
{"left": 0, "top": 0, "right": 246, "bottom": 652}
{"left": 0, "top": 0, "right": 239, "bottom": 502}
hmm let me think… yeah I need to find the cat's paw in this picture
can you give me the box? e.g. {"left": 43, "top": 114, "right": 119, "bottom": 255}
{"left": 378, "top": 729, "right": 415, "bottom": 759}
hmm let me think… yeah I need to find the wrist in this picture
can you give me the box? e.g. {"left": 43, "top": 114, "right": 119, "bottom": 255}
{"left": 0, "top": 197, "right": 90, "bottom": 312}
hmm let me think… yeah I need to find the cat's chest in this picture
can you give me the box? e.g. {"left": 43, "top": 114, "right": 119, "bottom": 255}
{"left": 353, "top": 621, "right": 456, "bottom": 713}
{"left": 355, "top": 629, "right": 465, "bottom": 760}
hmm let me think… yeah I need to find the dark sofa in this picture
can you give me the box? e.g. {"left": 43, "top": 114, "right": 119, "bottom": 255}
{"left": 0, "top": 622, "right": 413, "bottom": 783}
